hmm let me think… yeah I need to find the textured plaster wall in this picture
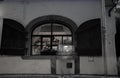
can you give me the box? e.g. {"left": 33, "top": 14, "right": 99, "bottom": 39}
{"left": 80, "top": 56, "right": 104, "bottom": 74}
{"left": 0, "top": 57, "right": 51, "bottom": 74}
{"left": 0, "top": 0, "right": 102, "bottom": 26}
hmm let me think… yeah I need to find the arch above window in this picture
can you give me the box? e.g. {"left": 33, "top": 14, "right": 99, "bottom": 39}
{"left": 26, "top": 15, "right": 77, "bottom": 33}
{"left": 26, "top": 15, "right": 78, "bottom": 56}
{"left": 33, "top": 23, "right": 72, "bottom": 35}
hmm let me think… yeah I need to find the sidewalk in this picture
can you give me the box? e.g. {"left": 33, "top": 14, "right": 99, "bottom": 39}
{"left": 0, "top": 74, "right": 119, "bottom": 78}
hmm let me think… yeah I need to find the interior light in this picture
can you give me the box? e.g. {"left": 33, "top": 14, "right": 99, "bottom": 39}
{"left": 64, "top": 46, "right": 68, "bottom": 48}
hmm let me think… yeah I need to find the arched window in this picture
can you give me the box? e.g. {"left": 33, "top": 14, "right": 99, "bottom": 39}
{"left": 32, "top": 23, "right": 73, "bottom": 55}
{"left": 26, "top": 15, "right": 77, "bottom": 56}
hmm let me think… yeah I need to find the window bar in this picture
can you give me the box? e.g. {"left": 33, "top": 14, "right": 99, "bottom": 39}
{"left": 51, "top": 23, "right": 53, "bottom": 50}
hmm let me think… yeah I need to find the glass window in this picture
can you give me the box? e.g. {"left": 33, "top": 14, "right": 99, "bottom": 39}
{"left": 53, "top": 24, "right": 71, "bottom": 35}
{"left": 63, "top": 36, "right": 72, "bottom": 45}
{"left": 32, "top": 23, "right": 72, "bottom": 55}
{"left": 32, "top": 37, "right": 41, "bottom": 45}
{"left": 33, "top": 24, "right": 51, "bottom": 35}
{"left": 32, "top": 46, "right": 41, "bottom": 55}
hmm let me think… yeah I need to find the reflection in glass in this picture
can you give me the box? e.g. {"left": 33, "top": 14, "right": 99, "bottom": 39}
{"left": 63, "top": 45, "right": 73, "bottom": 53}
{"left": 32, "top": 46, "right": 41, "bottom": 55}
{"left": 63, "top": 36, "right": 72, "bottom": 45}
{"left": 53, "top": 24, "right": 71, "bottom": 35}
{"left": 32, "top": 37, "right": 41, "bottom": 45}
{"left": 33, "top": 24, "right": 51, "bottom": 35}
{"left": 42, "top": 37, "right": 51, "bottom": 46}
{"left": 58, "top": 45, "right": 73, "bottom": 55}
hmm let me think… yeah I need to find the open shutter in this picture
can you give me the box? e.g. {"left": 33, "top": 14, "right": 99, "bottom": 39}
{"left": 115, "top": 33, "right": 120, "bottom": 57}
{"left": 75, "top": 19, "right": 102, "bottom": 56}
{"left": 0, "top": 19, "right": 26, "bottom": 56}
{"left": 115, "top": 18, "right": 120, "bottom": 58}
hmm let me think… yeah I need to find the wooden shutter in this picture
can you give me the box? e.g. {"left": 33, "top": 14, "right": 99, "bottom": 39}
{"left": 0, "top": 19, "right": 26, "bottom": 56}
{"left": 75, "top": 19, "right": 102, "bottom": 56}
{"left": 115, "top": 18, "right": 120, "bottom": 57}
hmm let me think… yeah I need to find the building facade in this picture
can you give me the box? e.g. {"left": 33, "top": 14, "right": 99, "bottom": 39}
{"left": 0, "top": 0, "right": 119, "bottom": 77}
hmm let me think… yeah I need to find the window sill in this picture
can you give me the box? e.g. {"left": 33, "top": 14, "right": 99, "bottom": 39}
{"left": 22, "top": 55, "right": 75, "bottom": 60}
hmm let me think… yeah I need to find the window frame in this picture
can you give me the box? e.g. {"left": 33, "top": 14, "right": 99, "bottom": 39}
{"left": 25, "top": 15, "right": 78, "bottom": 56}
{"left": 31, "top": 22, "right": 73, "bottom": 56}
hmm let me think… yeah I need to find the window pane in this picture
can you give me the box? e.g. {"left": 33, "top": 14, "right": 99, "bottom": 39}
{"left": 58, "top": 36, "right": 73, "bottom": 55}
{"left": 63, "top": 45, "right": 73, "bottom": 53}
{"left": 32, "top": 46, "right": 41, "bottom": 55}
{"left": 52, "top": 36, "right": 62, "bottom": 51}
{"left": 42, "top": 37, "right": 51, "bottom": 46}
{"left": 63, "top": 36, "right": 72, "bottom": 45}
{"left": 58, "top": 45, "right": 73, "bottom": 55}
{"left": 33, "top": 24, "right": 51, "bottom": 35}
{"left": 52, "top": 46, "right": 58, "bottom": 51}
{"left": 40, "top": 37, "right": 51, "bottom": 54}
{"left": 52, "top": 36, "right": 62, "bottom": 45}
{"left": 32, "top": 37, "right": 41, "bottom": 45}
{"left": 53, "top": 24, "right": 71, "bottom": 35}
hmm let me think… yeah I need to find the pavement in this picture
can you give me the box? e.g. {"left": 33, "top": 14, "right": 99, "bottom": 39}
{"left": 0, "top": 74, "right": 119, "bottom": 78}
